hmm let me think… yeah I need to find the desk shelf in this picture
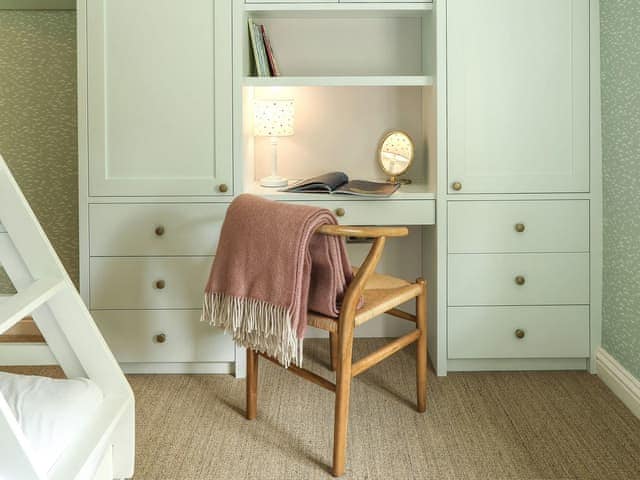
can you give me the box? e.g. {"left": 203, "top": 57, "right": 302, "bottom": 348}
{"left": 246, "top": 183, "right": 436, "bottom": 226}
{"left": 244, "top": 76, "right": 433, "bottom": 87}
{"left": 245, "top": 3, "right": 433, "bottom": 17}
{"left": 247, "top": 182, "right": 435, "bottom": 202}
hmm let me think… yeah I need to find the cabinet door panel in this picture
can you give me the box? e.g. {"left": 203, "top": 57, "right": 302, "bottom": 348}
{"left": 87, "top": 0, "right": 232, "bottom": 196}
{"left": 447, "top": 0, "right": 589, "bottom": 193}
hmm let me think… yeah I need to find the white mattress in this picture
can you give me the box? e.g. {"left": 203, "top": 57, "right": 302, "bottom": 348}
{"left": 0, "top": 372, "right": 103, "bottom": 474}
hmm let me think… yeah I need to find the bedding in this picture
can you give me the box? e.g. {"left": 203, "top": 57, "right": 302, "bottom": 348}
{"left": 0, "top": 372, "right": 103, "bottom": 474}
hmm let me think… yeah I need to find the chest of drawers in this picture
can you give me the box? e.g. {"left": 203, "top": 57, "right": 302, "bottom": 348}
{"left": 446, "top": 200, "right": 592, "bottom": 368}
{"left": 86, "top": 203, "right": 232, "bottom": 372}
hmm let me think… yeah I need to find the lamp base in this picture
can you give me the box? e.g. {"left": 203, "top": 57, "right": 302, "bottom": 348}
{"left": 260, "top": 175, "right": 288, "bottom": 188}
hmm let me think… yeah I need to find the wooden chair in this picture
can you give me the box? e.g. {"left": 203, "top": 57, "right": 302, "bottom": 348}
{"left": 245, "top": 225, "right": 427, "bottom": 477}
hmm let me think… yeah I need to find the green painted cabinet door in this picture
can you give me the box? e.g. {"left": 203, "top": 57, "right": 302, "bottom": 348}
{"left": 86, "top": 0, "right": 232, "bottom": 196}
{"left": 447, "top": 0, "right": 590, "bottom": 194}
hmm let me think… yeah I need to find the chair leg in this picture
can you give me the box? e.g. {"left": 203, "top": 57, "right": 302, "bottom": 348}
{"left": 246, "top": 348, "right": 258, "bottom": 420}
{"left": 332, "top": 328, "right": 354, "bottom": 477}
{"left": 329, "top": 332, "right": 338, "bottom": 372}
{"left": 416, "top": 278, "right": 428, "bottom": 413}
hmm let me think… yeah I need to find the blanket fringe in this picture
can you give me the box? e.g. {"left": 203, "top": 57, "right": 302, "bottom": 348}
{"left": 201, "top": 293, "right": 303, "bottom": 368}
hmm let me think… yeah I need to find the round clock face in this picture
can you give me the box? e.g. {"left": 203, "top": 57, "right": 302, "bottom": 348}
{"left": 379, "top": 131, "right": 414, "bottom": 176}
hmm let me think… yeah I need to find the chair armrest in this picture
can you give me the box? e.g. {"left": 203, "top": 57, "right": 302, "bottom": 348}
{"left": 316, "top": 225, "right": 408, "bottom": 238}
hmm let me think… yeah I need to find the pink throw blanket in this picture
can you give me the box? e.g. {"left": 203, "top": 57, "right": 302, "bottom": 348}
{"left": 202, "top": 194, "right": 353, "bottom": 367}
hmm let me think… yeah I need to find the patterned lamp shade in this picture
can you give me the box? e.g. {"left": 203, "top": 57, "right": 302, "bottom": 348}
{"left": 253, "top": 99, "right": 295, "bottom": 137}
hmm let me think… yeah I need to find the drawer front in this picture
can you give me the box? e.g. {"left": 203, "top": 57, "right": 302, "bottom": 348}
{"left": 89, "top": 203, "right": 228, "bottom": 256}
{"left": 290, "top": 200, "right": 435, "bottom": 226}
{"left": 448, "top": 200, "right": 589, "bottom": 253}
{"left": 90, "top": 257, "right": 212, "bottom": 310}
{"left": 448, "top": 253, "right": 589, "bottom": 306}
{"left": 448, "top": 306, "right": 590, "bottom": 359}
{"left": 93, "top": 310, "right": 234, "bottom": 363}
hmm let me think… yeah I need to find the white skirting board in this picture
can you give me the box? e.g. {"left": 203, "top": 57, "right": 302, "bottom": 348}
{"left": 0, "top": 344, "right": 234, "bottom": 375}
{"left": 596, "top": 348, "right": 640, "bottom": 420}
{"left": 120, "top": 362, "right": 234, "bottom": 375}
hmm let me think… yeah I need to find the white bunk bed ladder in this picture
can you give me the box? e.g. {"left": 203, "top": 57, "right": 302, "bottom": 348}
{"left": 0, "top": 155, "right": 134, "bottom": 480}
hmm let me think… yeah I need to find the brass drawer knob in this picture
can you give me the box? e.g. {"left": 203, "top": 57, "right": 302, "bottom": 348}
{"left": 155, "top": 225, "right": 165, "bottom": 237}
{"left": 451, "top": 181, "right": 462, "bottom": 191}
{"left": 515, "top": 275, "right": 526, "bottom": 286}
{"left": 515, "top": 223, "right": 526, "bottom": 233}
{"left": 335, "top": 208, "right": 346, "bottom": 217}
{"left": 155, "top": 333, "right": 167, "bottom": 344}
{"left": 218, "top": 183, "right": 228, "bottom": 193}
{"left": 155, "top": 279, "right": 166, "bottom": 290}
{"left": 515, "top": 329, "right": 525, "bottom": 339}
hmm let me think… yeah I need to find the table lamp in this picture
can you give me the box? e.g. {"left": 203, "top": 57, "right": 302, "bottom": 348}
{"left": 253, "top": 99, "right": 295, "bottom": 188}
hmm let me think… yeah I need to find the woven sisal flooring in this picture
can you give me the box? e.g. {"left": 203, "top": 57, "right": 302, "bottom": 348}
{"left": 4, "top": 339, "right": 640, "bottom": 480}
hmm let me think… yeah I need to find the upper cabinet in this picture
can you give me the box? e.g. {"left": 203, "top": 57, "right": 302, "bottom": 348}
{"left": 447, "top": 0, "right": 590, "bottom": 194}
{"left": 86, "top": 0, "right": 233, "bottom": 197}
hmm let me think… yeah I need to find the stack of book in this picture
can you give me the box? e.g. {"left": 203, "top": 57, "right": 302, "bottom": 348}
{"left": 248, "top": 19, "right": 280, "bottom": 77}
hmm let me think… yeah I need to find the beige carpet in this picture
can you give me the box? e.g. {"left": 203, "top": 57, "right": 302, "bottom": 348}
{"left": 4, "top": 339, "right": 640, "bottom": 480}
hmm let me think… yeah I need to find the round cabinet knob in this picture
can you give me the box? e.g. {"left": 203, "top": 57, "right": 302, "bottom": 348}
{"left": 155, "top": 279, "right": 166, "bottom": 290}
{"left": 515, "top": 223, "right": 526, "bottom": 233}
{"left": 515, "top": 329, "right": 525, "bottom": 339}
{"left": 155, "top": 225, "right": 165, "bottom": 237}
{"left": 218, "top": 184, "right": 229, "bottom": 193}
{"left": 515, "top": 275, "right": 526, "bottom": 286}
{"left": 451, "top": 182, "right": 463, "bottom": 191}
{"left": 155, "top": 333, "right": 167, "bottom": 344}
{"left": 335, "top": 208, "right": 346, "bottom": 217}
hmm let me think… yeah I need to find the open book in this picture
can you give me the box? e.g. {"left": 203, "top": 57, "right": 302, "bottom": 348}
{"left": 282, "top": 172, "right": 400, "bottom": 197}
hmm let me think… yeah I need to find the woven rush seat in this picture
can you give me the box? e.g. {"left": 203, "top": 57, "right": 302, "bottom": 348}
{"left": 307, "top": 270, "right": 423, "bottom": 333}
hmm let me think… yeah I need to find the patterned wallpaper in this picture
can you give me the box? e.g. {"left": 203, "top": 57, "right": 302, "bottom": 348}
{"left": 601, "top": 0, "right": 640, "bottom": 379}
{"left": 0, "top": 10, "right": 78, "bottom": 293}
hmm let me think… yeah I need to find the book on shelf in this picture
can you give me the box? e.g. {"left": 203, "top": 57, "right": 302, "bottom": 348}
{"left": 281, "top": 172, "right": 400, "bottom": 198}
{"left": 249, "top": 19, "right": 268, "bottom": 76}
{"left": 247, "top": 19, "right": 261, "bottom": 76}
{"left": 261, "top": 25, "right": 280, "bottom": 76}
{"left": 248, "top": 19, "right": 280, "bottom": 77}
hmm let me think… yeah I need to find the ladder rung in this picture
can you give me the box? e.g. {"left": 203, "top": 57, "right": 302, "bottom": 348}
{"left": 0, "top": 278, "right": 65, "bottom": 334}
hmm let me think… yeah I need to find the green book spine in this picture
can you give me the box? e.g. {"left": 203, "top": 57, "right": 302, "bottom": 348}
{"left": 254, "top": 23, "right": 270, "bottom": 77}
{"left": 248, "top": 19, "right": 262, "bottom": 76}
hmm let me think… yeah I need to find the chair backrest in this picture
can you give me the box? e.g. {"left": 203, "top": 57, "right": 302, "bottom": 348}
{"left": 316, "top": 224, "right": 408, "bottom": 324}
{"left": 0, "top": 155, "right": 134, "bottom": 479}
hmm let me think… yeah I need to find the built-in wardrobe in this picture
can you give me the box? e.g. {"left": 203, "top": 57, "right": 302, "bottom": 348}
{"left": 77, "top": 0, "right": 601, "bottom": 376}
